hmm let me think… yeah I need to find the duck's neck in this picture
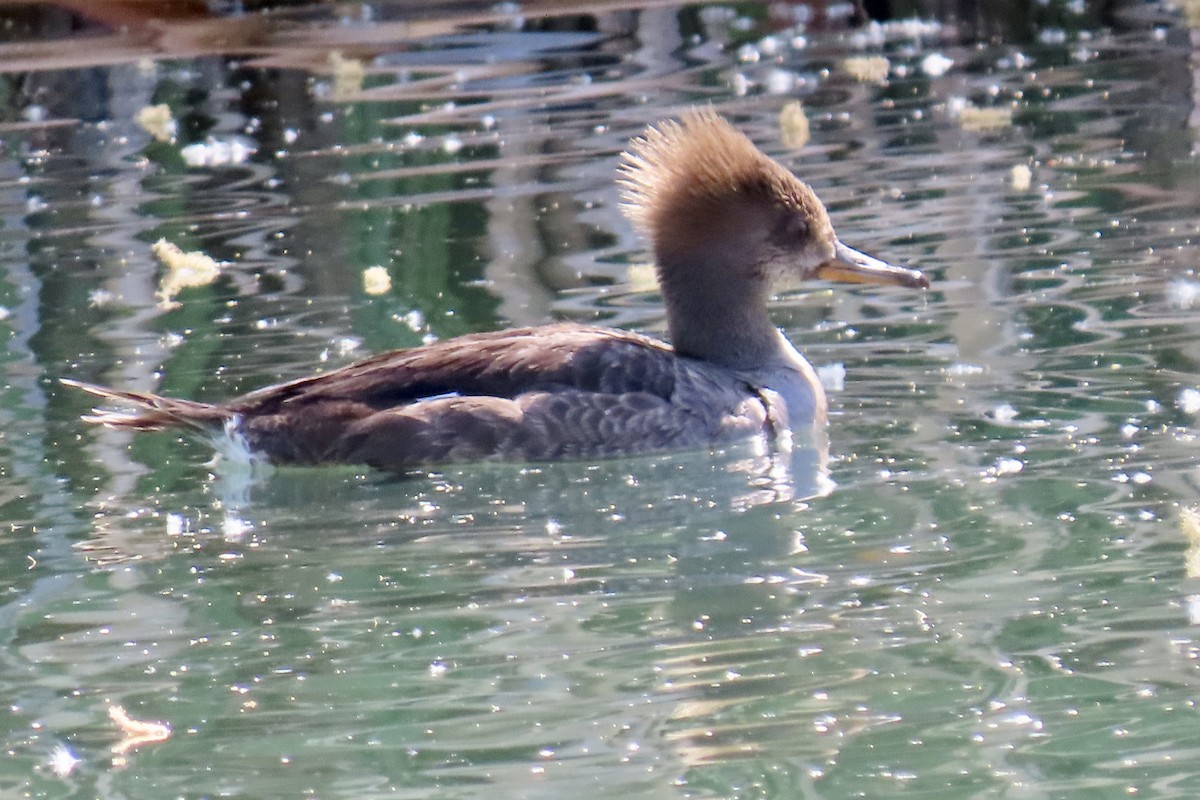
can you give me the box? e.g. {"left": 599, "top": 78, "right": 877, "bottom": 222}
{"left": 659, "top": 252, "right": 781, "bottom": 369}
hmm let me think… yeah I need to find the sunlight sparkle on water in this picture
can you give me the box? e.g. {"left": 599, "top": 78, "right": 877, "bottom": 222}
{"left": 1168, "top": 280, "right": 1200, "bottom": 309}
{"left": 49, "top": 744, "right": 81, "bottom": 778}
{"left": 11, "top": 4, "right": 1200, "bottom": 799}
{"left": 1177, "top": 388, "right": 1200, "bottom": 415}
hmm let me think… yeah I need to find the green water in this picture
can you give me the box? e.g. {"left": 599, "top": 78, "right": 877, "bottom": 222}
{"left": 1, "top": 1, "right": 1199, "bottom": 798}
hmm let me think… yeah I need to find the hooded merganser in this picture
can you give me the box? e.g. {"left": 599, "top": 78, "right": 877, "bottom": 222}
{"left": 65, "top": 108, "right": 927, "bottom": 470}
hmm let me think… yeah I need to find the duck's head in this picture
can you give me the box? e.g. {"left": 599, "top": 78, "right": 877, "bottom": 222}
{"left": 618, "top": 108, "right": 928, "bottom": 295}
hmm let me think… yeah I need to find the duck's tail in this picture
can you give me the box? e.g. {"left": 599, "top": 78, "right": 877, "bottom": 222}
{"left": 62, "top": 378, "right": 234, "bottom": 432}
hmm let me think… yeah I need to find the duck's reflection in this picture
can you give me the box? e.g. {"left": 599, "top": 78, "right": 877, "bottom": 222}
{"left": 218, "top": 419, "right": 831, "bottom": 527}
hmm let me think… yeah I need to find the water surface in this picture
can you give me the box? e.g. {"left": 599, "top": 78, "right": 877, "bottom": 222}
{"left": 1, "top": 1, "right": 1200, "bottom": 797}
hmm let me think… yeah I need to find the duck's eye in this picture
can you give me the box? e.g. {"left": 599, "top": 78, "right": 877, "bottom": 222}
{"left": 774, "top": 213, "right": 809, "bottom": 242}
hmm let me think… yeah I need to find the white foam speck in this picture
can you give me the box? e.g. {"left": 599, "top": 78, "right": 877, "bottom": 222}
{"left": 992, "top": 404, "right": 1019, "bottom": 423}
{"left": 335, "top": 336, "right": 362, "bottom": 357}
{"left": 88, "top": 289, "right": 116, "bottom": 308}
{"left": 947, "top": 362, "right": 984, "bottom": 376}
{"left": 765, "top": 68, "right": 797, "bottom": 95}
{"left": 180, "top": 137, "right": 256, "bottom": 167}
{"left": 992, "top": 458, "right": 1024, "bottom": 476}
{"left": 921, "top": 53, "right": 953, "bottom": 77}
{"left": 729, "top": 42, "right": 758, "bottom": 62}
{"left": 1167, "top": 280, "right": 1200, "bottom": 309}
{"left": 221, "top": 516, "right": 252, "bottom": 540}
{"left": 1178, "top": 388, "right": 1200, "bottom": 415}
{"left": 817, "top": 362, "right": 846, "bottom": 392}
{"left": 49, "top": 744, "right": 81, "bottom": 778}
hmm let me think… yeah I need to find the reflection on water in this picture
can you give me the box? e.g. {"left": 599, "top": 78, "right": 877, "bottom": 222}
{"left": 2, "top": 1, "right": 1200, "bottom": 798}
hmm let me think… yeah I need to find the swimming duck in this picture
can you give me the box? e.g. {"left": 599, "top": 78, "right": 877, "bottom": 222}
{"left": 65, "top": 108, "right": 927, "bottom": 471}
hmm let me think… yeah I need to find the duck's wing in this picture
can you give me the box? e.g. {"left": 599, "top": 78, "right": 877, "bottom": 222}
{"left": 260, "top": 384, "right": 767, "bottom": 469}
{"left": 237, "top": 326, "right": 775, "bottom": 468}
{"left": 63, "top": 324, "right": 687, "bottom": 453}
{"left": 229, "top": 323, "right": 710, "bottom": 465}
{"left": 231, "top": 322, "right": 679, "bottom": 413}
